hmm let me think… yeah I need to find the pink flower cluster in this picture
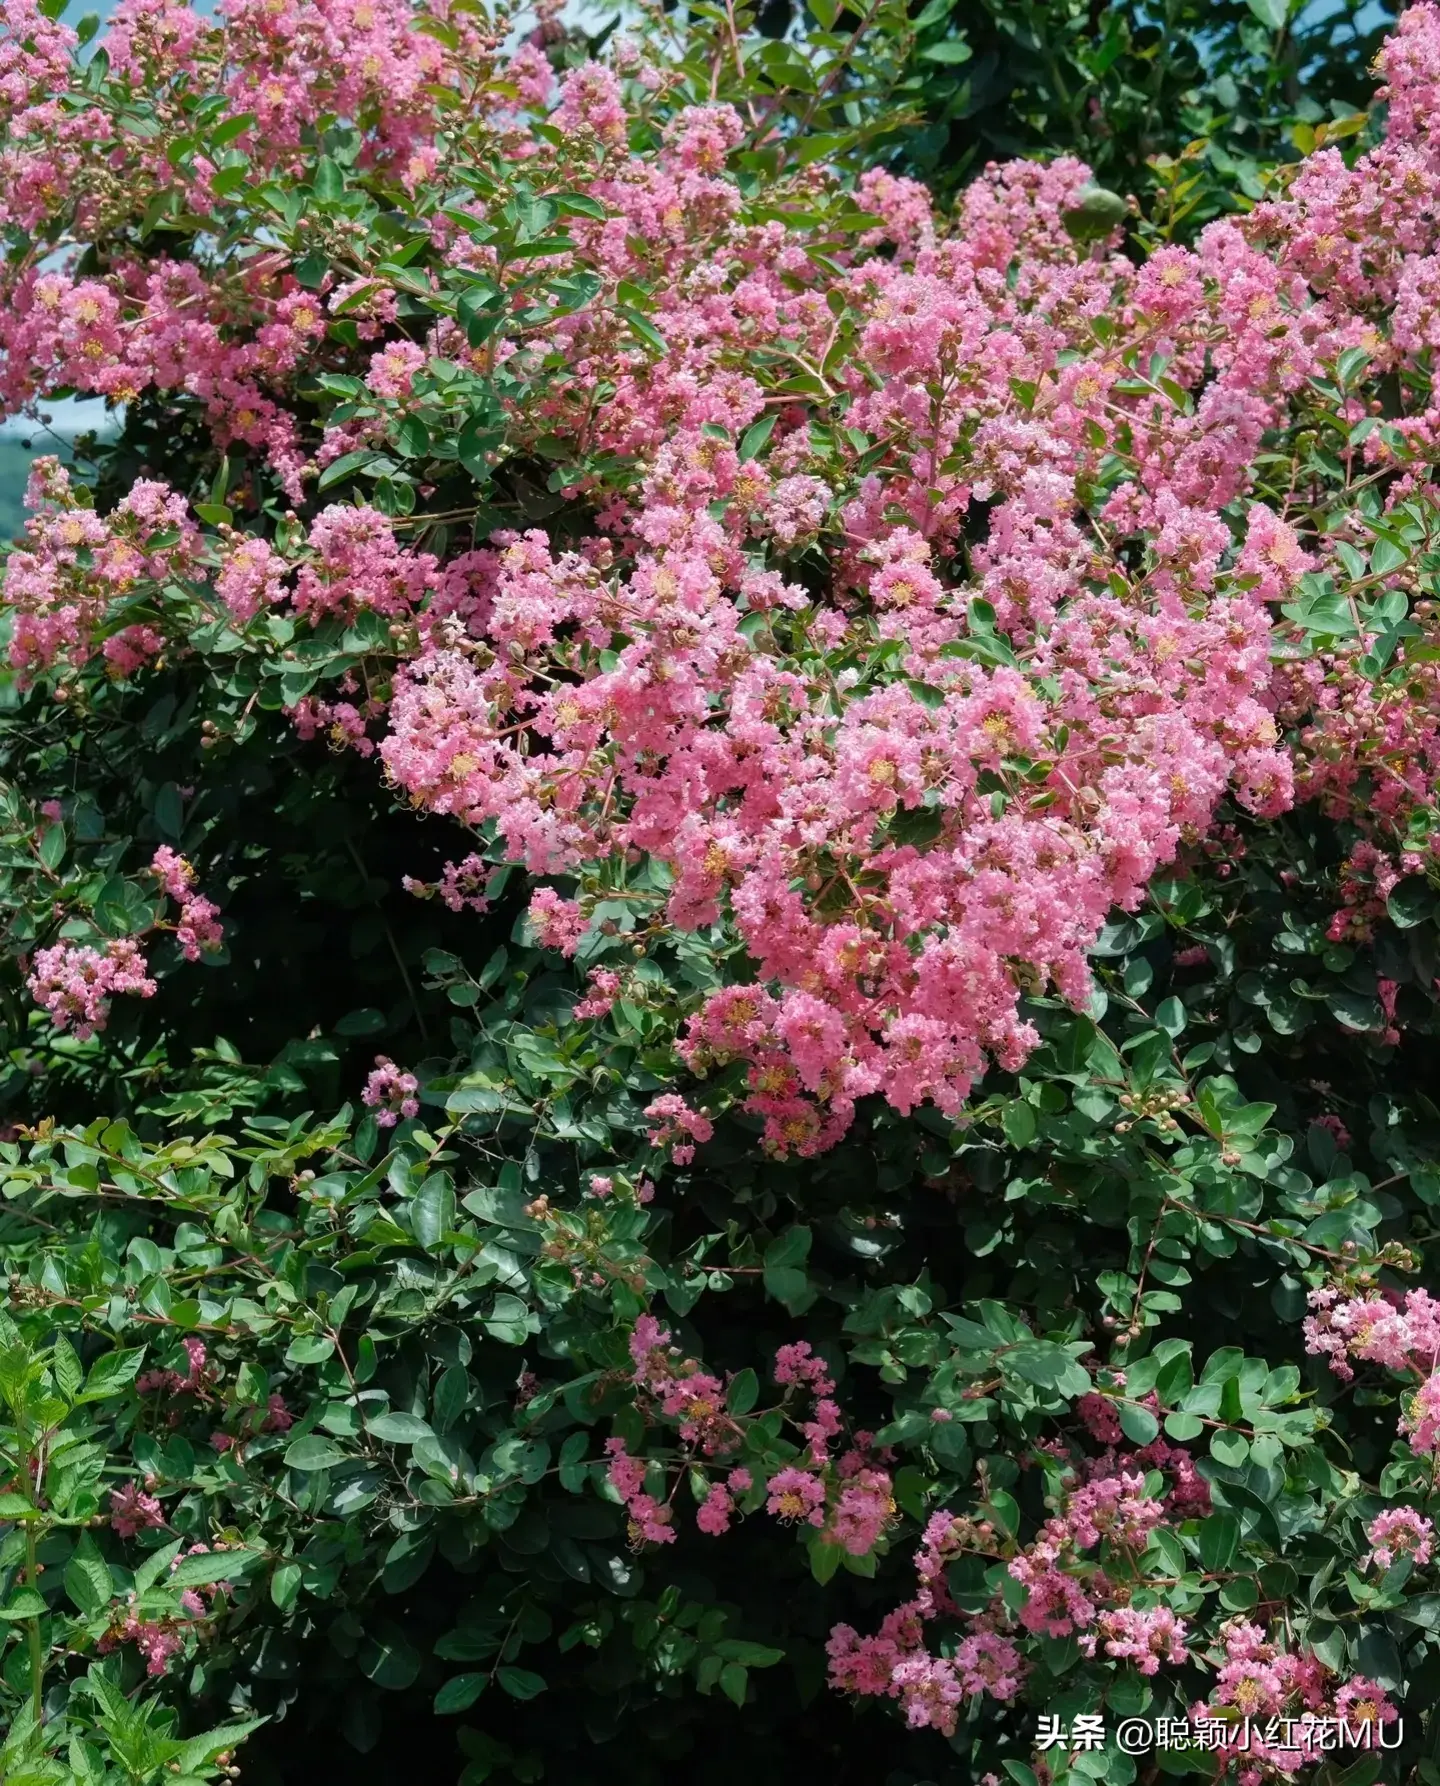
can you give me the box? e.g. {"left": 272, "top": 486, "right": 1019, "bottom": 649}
{"left": 98, "top": 1604, "right": 187, "bottom": 1677}
{"left": 151, "top": 847, "right": 223, "bottom": 960}
{"left": 401, "top": 853, "right": 496, "bottom": 914}
{"left": 1365, "top": 1505, "right": 1434, "bottom": 1570}
{"left": 1009, "top": 1470, "right": 1166, "bottom": 1637}
{"left": 773, "top": 1340, "right": 844, "bottom": 1465}
{"left": 1073, "top": 1392, "right": 1212, "bottom": 1517}
{"left": 1190, "top": 1624, "right": 1398, "bottom": 1780}
{"left": 0, "top": 0, "right": 520, "bottom": 493}
{"left": 1305, "top": 1282, "right": 1440, "bottom": 1455}
{"left": 27, "top": 938, "right": 156, "bottom": 1038}
{"left": 361, "top": 1056, "right": 419, "bottom": 1128}
{"left": 618, "top": 1323, "right": 894, "bottom": 1557}
{"left": 3, "top": 459, "right": 197, "bottom": 679}
{"left": 527, "top": 887, "right": 588, "bottom": 957}
{"left": 605, "top": 1437, "right": 675, "bottom": 1546}
{"left": 573, "top": 968, "right": 622, "bottom": 1018}
{"left": 109, "top": 1480, "right": 165, "bottom": 1538}
{"left": 1095, "top": 1605, "right": 1188, "bottom": 1675}
{"left": 829, "top": 1463, "right": 1187, "bottom": 1735}
{"left": 695, "top": 1467, "right": 751, "bottom": 1536}
{"left": 628, "top": 1313, "right": 732, "bottom": 1453}
{"left": 641, "top": 1093, "right": 714, "bottom": 1165}
{"left": 136, "top": 1336, "right": 209, "bottom": 1401}
{"left": 828, "top": 1509, "right": 1020, "bottom": 1735}
{"left": 13, "top": 0, "right": 1440, "bottom": 1127}
{"left": 95, "top": 1537, "right": 233, "bottom": 1678}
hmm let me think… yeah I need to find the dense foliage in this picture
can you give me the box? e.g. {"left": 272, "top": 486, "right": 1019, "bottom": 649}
{"left": 3, "top": 3, "right": 1440, "bottom": 1786}
{"left": 827, "top": 0, "right": 1398, "bottom": 223}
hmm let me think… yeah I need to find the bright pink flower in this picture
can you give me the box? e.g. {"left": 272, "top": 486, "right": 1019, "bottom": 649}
{"left": 1366, "top": 1505, "right": 1434, "bottom": 1570}
{"left": 361, "top": 1056, "right": 419, "bottom": 1128}
{"left": 1096, "top": 1605, "right": 1188, "bottom": 1675}
{"left": 642, "top": 1093, "right": 713, "bottom": 1164}
{"left": 528, "top": 887, "right": 588, "bottom": 956}
{"left": 28, "top": 939, "right": 156, "bottom": 1038}
{"left": 605, "top": 1437, "right": 674, "bottom": 1545}
{"left": 766, "top": 1466, "right": 826, "bottom": 1527}
{"left": 110, "top": 1482, "right": 165, "bottom": 1538}
{"left": 696, "top": 1483, "right": 733, "bottom": 1535}
{"left": 825, "top": 1468, "right": 895, "bottom": 1556}
{"left": 1334, "top": 1676, "right": 1400, "bottom": 1736}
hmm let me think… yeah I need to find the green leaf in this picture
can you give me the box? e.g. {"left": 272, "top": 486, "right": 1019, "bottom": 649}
{"left": 1145, "top": 1528, "right": 1187, "bottom": 1577}
{"left": 52, "top": 1334, "right": 82, "bottom": 1401}
{"left": 434, "top": 1366, "right": 470, "bottom": 1434}
{"left": 134, "top": 1539, "right": 184, "bottom": 1595}
{"left": 360, "top": 1621, "right": 422, "bottom": 1691}
{"left": 1245, "top": 0, "right": 1289, "bottom": 25}
{"left": 1119, "top": 1402, "right": 1159, "bottom": 1445}
{"left": 65, "top": 1533, "right": 113, "bottom": 1616}
{"left": 1198, "top": 1511, "right": 1240, "bottom": 1571}
{"left": 317, "top": 449, "right": 379, "bottom": 491}
{"left": 38, "top": 823, "right": 66, "bottom": 871}
{"left": 484, "top": 1293, "right": 533, "bottom": 1345}
{"left": 172, "top": 1722, "right": 267, "bottom": 1777}
{"left": 727, "top": 1368, "right": 759, "bottom": 1415}
{"left": 719, "top": 1662, "right": 748, "bottom": 1707}
{"left": 153, "top": 782, "right": 185, "bottom": 840}
{"left": 395, "top": 414, "right": 431, "bottom": 459}
{"left": 78, "top": 1348, "right": 145, "bottom": 1402}
{"left": 0, "top": 1590, "right": 47, "bottom": 1620}
{"left": 763, "top": 1264, "right": 810, "bottom": 1308}
{"left": 435, "top": 1673, "right": 486, "bottom": 1713}
{"left": 458, "top": 408, "right": 503, "bottom": 478}
{"left": 1001, "top": 1100, "right": 1037, "bottom": 1148}
{"left": 170, "top": 1548, "right": 257, "bottom": 1589}
{"left": 1220, "top": 1576, "right": 1259, "bottom": 1611}
{"left": 312, "top": 155, "right": 345, "bottom": 201}
{"left": 367, "top": 1412, "right": 434, "bottom": 1444}
{"left": 919, "top": 37, "right": 972, "bottom": 62}
{"left": 284, "top": 1435, "right": 348, "bottom": 1472}
{"left": 458, "top": 289, "right": 505, "bottom": 346}
{"left": 1005, "top": 1340, "right": 1077, "bottom": 1388}
{"left": 553, "top": 191, "right": 607, "bottom": 220}
{"left": 411, "top": 1176, "right": 456, "bottom": 1252}
{"left": 764, "top": 1226, "right": 812, "bottom": 1269}
{"left": 739, "top": 413, "right": 776, "bottom": 461}
{"left": 1387, "top": 878, "right": 1435, "bottom": 929}
{"left": 558, "top": 1431, "right": 590, "bottom": 1492}
{"left": 497, "top": 1667, "right": 547, "bottom": 1700}
{"left": 1062, "top": 186, "right": 1128, "bottom": 241}
{"left": 270, "top": 1562, "right": 301, "bottom": 1611}
{"left": 334, "top": 1007, "right": 387, "bottom": 1036}
{"left": 619, "top": 308, "right": 666, "bottom": 354}
{"left": 986, "top": 1489, "right": 1021, "bottom": 1539}
{"left": 1210, "top": 1428, "right": 1249, "bottom": 1467}
{"left": 810, "top": 1537, "right": 842, "bottom": 1584}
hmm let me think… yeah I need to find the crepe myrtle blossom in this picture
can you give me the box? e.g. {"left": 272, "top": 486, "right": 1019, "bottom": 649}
{"left": 14, "top": 0, "right": 1440, "bottom": 1141}
{"left": 1365, "top": 1506, "right": 1434, "bottom": 1571}
{"left": 362, "top": 1056, "right": 420, "bottom": 1127}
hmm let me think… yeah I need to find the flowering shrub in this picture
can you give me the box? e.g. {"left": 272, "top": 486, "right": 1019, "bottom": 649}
{"left": 4, "top": 2, "right": 1440, "bottom": 1784}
